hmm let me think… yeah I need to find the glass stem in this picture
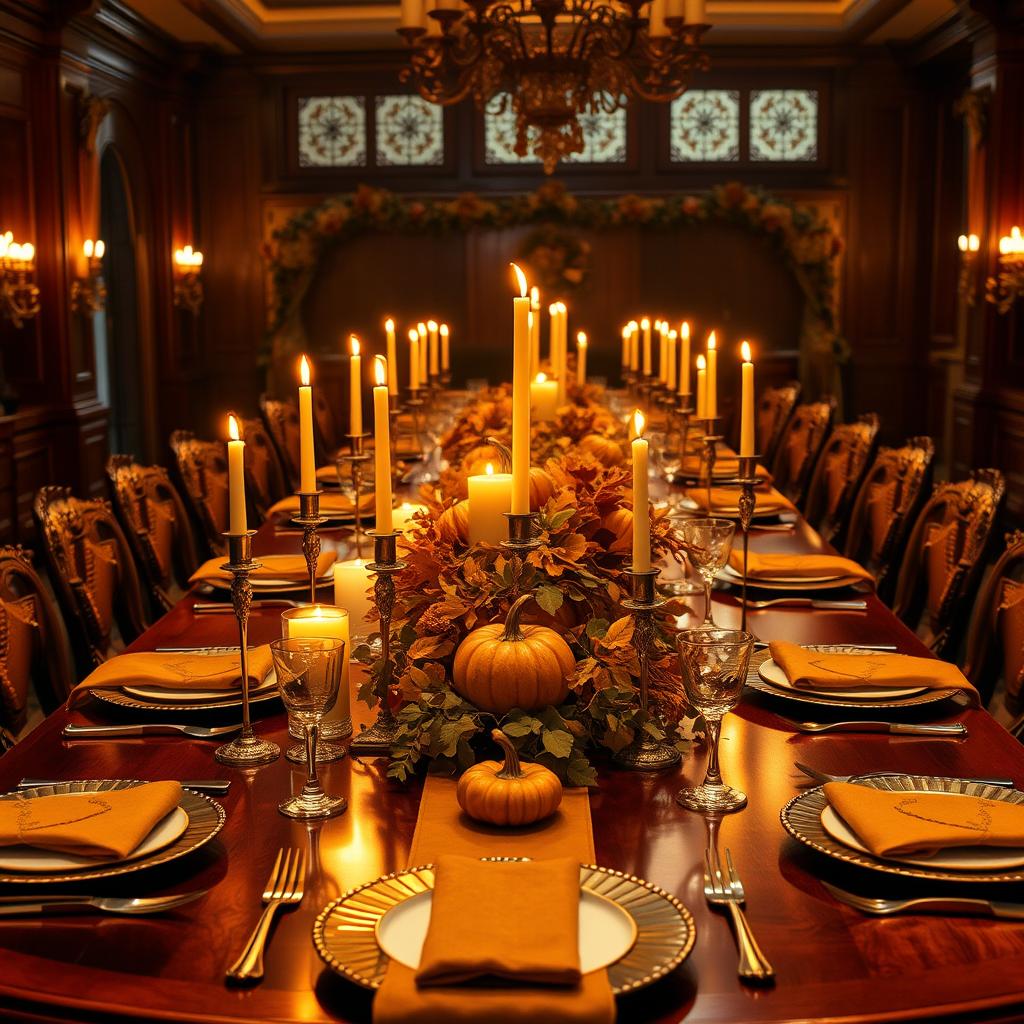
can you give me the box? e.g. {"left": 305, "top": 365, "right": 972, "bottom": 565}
{"left": 703, "top": 716, "right": 723, "bottom": 788}
{"left": 302, "top": 723, "right": 322, "bottom": 797}
{"left": 703, "top": 579, "right": 714, "bottom": 625}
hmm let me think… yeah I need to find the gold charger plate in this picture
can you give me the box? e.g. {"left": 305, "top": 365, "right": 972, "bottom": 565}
{"left": 0, "top": 780, "right": 225, "bottom": 885}
{"left": 746, "top": 648, "right": 960, "bottom": 712}
{"left": 781, "top": 774, "right": 1024, "bottom": 883}
{"left": 313, "top": 863, "right": 696, "bottom": 995}
{"left": 91, "top": 686, "right": 280, "bottom": 713}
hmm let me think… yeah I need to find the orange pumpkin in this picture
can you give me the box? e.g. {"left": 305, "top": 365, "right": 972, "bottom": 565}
{"left": 528, "top": 467, "right": 557, "bottom": 511}
{"left": 600, "top": 507, "right": 632, "bottom": 553}
{"left": 519, "top": 595, "right": 579, "bottom": 632}
{"left": 463, "top": 441, "right": 509, "bottom": 477}
{"left": 452, "top": 593, "right": 575, "bottom": 713}
{"left": 437, "top": 500, "right": 470, "bottom": 545}
{"left": 579, "top": 433, "right": 625, "bottom": 467}
{"left": 457, "top": 729, "right": 563, "bottom": 826}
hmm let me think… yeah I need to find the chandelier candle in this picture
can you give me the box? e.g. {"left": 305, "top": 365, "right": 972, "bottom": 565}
{"left": 740, "top": 341, "right": 755, "bottom": 457}
{"left": 373, "top": 356, "right": 393, "bottom": 533}
{"left": 641, "top": 317, "right": 652, "bottom": 376}
{"left": 510, "top": 263, "right": 531, "bottom": 517}
{"left": 385, "top": 318, "right": 398, "bottom": 396}
{"left": 632, "top": 410, "right": 651, "bottom": 573}
{"left": 226, "top": 415, "right": 246, "bottom": 536}
{"left": 679, "top": 321, "right": 691, "bottom": 396}
{"left": 706, "top": 330, "right": 717, "bottom": 419}
{"left": 349, "top": 336, "right": 363, "bottom": 436}
{"left": 298, "top": 355, "right": 316, "bottom": 494}
{"left": 576, "top": 331, "right": 587, "bottom": 387}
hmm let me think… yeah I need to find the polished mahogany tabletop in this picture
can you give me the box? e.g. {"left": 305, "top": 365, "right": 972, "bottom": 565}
{"left": 2, "top": 511, "right": 1024, "bottom": 1023}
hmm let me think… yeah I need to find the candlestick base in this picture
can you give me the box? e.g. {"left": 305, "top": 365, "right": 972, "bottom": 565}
{"left": 291, "top": 491, "right": 328, "bottom": 605}
{"left": 736, "top": 454, "right": 762, "bottom": 633}
{"left": 341, "top": 434, "right": 372, "bottom": 559}
{"left": 350, "top": 706, "right": 400, "bottom": 756}
{"left": 613, "top": 568, "right": 682, "bottom": 772}
{"left": 701, "top": 418, "right": 723, "bottom": 511}
{"left": 501, "top": 511, "right": 542, "bottom": 553}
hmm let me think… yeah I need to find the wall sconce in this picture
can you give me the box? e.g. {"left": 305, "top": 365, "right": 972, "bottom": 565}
{"left": 70, "top": 238, "right": 106, "bottom": 316}
{"left": 957, "top": 232, "right": 980, "bottom": 307}
{"left": 0, "top": 231, "right": 40, "bottom": 329}
{"left": 987, "top": 227, "right": 1024, "bottom": 314}
{"left": 172, "top": 244, "right": 204, "bottom": 315}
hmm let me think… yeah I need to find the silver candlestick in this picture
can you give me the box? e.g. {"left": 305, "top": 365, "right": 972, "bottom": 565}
{"left": 341, "top": 433, "right": 371, "bottom": 559}
{"left": 701, "top": 416, "right": 722, "bottom": 512}
{"left": 214, "top": 531, "right": 280, "bottom": 768}
{"left": 736, "top": 454, "right": 761, "bottom": 633}
{"left": 613, "top": 568, "right": 682, "bottom": 772}
{"left": 292, "top": 490, "right": 328, "bottom": 604}
{"left": 350, "top": 529, "right": 407, "bottom": 756}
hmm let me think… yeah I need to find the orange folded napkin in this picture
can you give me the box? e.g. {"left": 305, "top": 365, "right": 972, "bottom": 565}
{"left": 68, "top": 646, "right": 275, "bottom": 706}
{"left": 680, "top": 455, "right": 772, "bottom": 481}
{"left": 694, "top": 486, "right": 796, "bottom": 516}
{"left": 0, "top": 781, "right": 182, "bottom": 859}
{"left": 728, "top": 550, "right": 874, "bottom": 584}
{"left": 768, "top": 640, "right": 977, "bottom": 702}
{"left": 188, "top": 551, "right": 336, "bottom": 586}
{"left": 267, "top": 492, "right": 375, "bottom": 518}
{"left": 824, "top": 781, "right": 1024, "bottom": 858}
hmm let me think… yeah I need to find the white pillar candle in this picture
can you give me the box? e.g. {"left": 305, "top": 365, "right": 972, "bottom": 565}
{"left": 392, "top": 501, "right": 426, "bottom": 536}
{"left": 428, "top": 320, "right": 439, "bottom": 378}
{"left": 631, "top": 410, "right": 651, "bottom": 572}
{"left": 576, "top": 331, "right": 587, "bottom": 387}
{"left": 740, "top": 341, "right": 755, "bottom": 457}
{"left": 695, "top": 353, "right": 707, "bottom": 419}
{"left": 408, "top": 328, "right": 420, "bottom": 391}
{"left": 348, "top": 335, "right": 363, "bottom": 436}
{"left": 282, "top": 605, "right": 351, "bottom": 729}
{"left": 333, "top": 558, "right": 374, "bottom": 633}
{"left": 679, "top": 321, "right": 691, "bottom": 396}
{"left": 440, "top": 323, "right": 450, "bottom": 372}
{"left": 510, "top": 264, "right": 532, "bottom": 517}
{"left": 226, "top": 414, "right": 247, "bottom": 535}
{"left": 531, "top": 372, "right": 558, "bottom": 420}
{"left": 706, "top": 330, "right": 717, "bottom": 419}
{"left": 385, "top": 318, "right": 398, "bottom": 396}
{"left": 467, "top": 463, "right": 512, "bottom": 546}
{"left": 641, "top": 317, "right": 652, "bottom": 376}
{"left": 298, "top": 355, "right": 316, "bottom": 493}
{"left": 373, "top": 356, "right": 393, "bottom": 533}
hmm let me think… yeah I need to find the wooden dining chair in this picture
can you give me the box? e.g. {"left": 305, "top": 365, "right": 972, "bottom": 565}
{"left": 106, "top": 455, "right": 200, "bottom": 614}
{"left": 962, "top": 530, "right": 1024, "bottom": 714}
{"left": 802, "top": 414, "right": 880, "bottom": 547}
{"left": 756, "top": 382, "right": 800, "bottom": 466}
{"left": 259, "top": 395, "right": 302, "bottom": 491}
{"left": 169, "top": 429, "right": 230, "bottom": 557}
{"left": 313, "top": 389, "right": 344, "bottom": 458}
{"left": 33, "top": 486, "right": 149, "bottom": 676}
{"left": 0, "top": 545, "right": 75, "bottom": 747}
{"left": 769, "top": 398, "right": 834, "bottom": 509}
{"left": 239, "top": 415, "right": 289, "bottom": 518}
{"left": 891, "top": 469, "right": 1006, "bottom": 658}
{"left": 843, "top": 436, "right": 935, "bottom": 602}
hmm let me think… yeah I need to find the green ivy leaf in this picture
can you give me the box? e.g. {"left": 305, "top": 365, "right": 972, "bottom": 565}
{"left": 535, "top": 585, "right": 564, "bottom": 615}
{"left": 541, "top": 728, "right": 574, "bottom": 759}
{"left": 566, "top": 757, "right": 598, "bottom": 787}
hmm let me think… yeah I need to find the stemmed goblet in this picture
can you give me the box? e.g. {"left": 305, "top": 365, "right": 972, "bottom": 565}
{"left": 675, "top": 628, "right": 754, "bottom": 813}
{"left": 269, "top": 638, "right": 348, "bottom": 820}
{"left": 679, "top": 517, "right": 734, "bottom": 626}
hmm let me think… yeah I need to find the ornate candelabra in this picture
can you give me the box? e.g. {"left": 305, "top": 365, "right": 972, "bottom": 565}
{"left": 291, "top": 490, "right": 328, "bottom": 604}
{"left": 0, "top": 233, "right": 40, "bottom": 329}
{"left": 341, "top": 433, "right": 371, "bottom": 559}
{"left": 613, "top": 568, "right": 682, "bottom": 772}
{"left": 701, "top": 416, "right": 722, "bottom": 512}
{"left": 736, "top": 454, "right": 761, "bottom": 633}
{"left": 214, "top": 531, "right": 280, "bottom": 767}
{"left": 987, "top": 227, "right": 1024, "bottom": 314}
{"left": 70, "top": 241, "right": 106, "bottom": 316}
{"left": 172, "top": 246, "right": 204, "bottom": 316}
{"left": 350, "top": 530, "right": 407, "bottom": 755}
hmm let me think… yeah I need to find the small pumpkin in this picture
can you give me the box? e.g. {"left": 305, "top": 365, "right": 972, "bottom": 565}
{"left": 579, "top": 433, "right": 625, "bottom": 467}
{"left": 437, "top": 500, "right": 470, "bottom": 545}
{"left": 528, "top": 467, "right": 557, "bottom": 511}
{"left": 600, "top": 507, "right": 632, "bottom": 553}
{"left": 457, "top": 729, "right": 563, "bottom": 826}
{"left": 463, "top": 440, "right": 510, "bottom": 477}
{"left": 452, "top": 593, "right": 574, "bottom": 714}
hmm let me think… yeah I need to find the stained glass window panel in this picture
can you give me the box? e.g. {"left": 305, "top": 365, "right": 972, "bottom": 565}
{"left": 375, "top": 95, "right": 444, "bottom": 166}
{"left": 749, "top": 89, "right": 819, "bottom": 162}
{"left": 483, "top": 94, "right": 627, "bottom": 165}
{"left": 298, "top": 96, "right": 366, "bottom": 167}
{"left": 669, "top": 90, "right": 740, "bottom": 162}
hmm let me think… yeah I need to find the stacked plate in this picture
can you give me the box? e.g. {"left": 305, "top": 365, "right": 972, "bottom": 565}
{"left": 719, "top": 564, "right": 865, "bottom": 593}
{"left": 0, "top": 780, "right": 225, "bottom": 885}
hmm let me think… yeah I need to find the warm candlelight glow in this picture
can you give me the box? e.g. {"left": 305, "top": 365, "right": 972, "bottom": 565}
{"left": 349, "top": 335, "right": 360, "bottom": 357}
{"left": 95, "top": 240, "right": 105, "bottom": 259}
{"left": 537, "top": 372, "right": 547, "bottom": 382}
{"left": 228, "top": 414, "right": 240, "bottom": 441}
{"left": 681, "top": 321, "right": 690, "bottom": 340}
{"left": 1000, "top": 227, "right": 1024, "bottom": 255}
{"left": 511, "top": 262, "right": 528, "bottom": 298}
{"left": 83, "top": 239, "right": 94, "bottom": 259}
{"left": 485, "top": 462, "right": 494, "bottom": 476}
{"left": 385, "top": 316, "right": 394, "bottom": 332}
{"left": 530, "top": 285, "right": 539, "bottom": 307}
{"left": 621, "top": 325, "right": 629, "bottom": 340}
{"left": 741, "top": 340, "right": 752, "bottom": 363}
{"left": 427, "top": 319, "right": 438, "bottom": 332}
{"left": 708, "top": 331, "right": 716, "bottom": 351}
{"left": 577, "top": 331, "right": 587, "bottom": 348}
{"left": 417, "top": 321, "right": 427, "bottom": 337}
{"left": 696, "top": 353, "right": 706, "bottom": 370}
{"left": 548, "top": 302, "right": 559, "bottom": 316}
{"left": 640, "top": 317, "right": 650, "bottom": 330}
{"left": 374, "top": 354, "right": 387, "bottom": 386}
{"left": 634, "top": 409, "right": 645, "bottom": 437}
{"left": 300, "top": 354, "right": 311, "bottom": 386}
{"left": 440, "top": 323, "right": 449, "bottom": 339}
{"left": 408, "top": 327, "right": 418, "bottom": 342}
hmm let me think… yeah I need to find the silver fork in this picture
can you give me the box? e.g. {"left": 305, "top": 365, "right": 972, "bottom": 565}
{"left": 226, "top": 848, "right": 306, "bottom": 982}
{"left": 793, "top": 761, "right": 1015, "bottom": 788}
{"left": 703, "top": 848, "right": 774, "bottom": 982}
{"left": 821, "top": 881, "right": 1024, "bottom": 919}
{"left": 743, "top": 598, "right": 868, "bottom": 611}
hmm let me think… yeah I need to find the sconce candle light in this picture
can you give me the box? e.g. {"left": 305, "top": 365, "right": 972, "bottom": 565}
{"left": 987, "top": 227, "right": 1024, "bottom": 314}
{"left": 172, "top": 244, "right": 204, "bottom": 315}
{"left": 957, "top": 232, "right": 980, "bottom": 307}
{"left": 0, "top": 231, "right": 40, "bottom": 328}
{"left": 71, "top": 238, "right": 106, "bottom": 315}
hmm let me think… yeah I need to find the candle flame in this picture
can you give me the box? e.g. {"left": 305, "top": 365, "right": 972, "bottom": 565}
{"left": 485, "top": 462, "right": 494, "bottom": 476}
{"left": 707, "top": 330, "right": 716, "bottom": 351}
{"left": 408, "top": 328, "right": 418, "bottom": 342}
{"left": 530, "top": 285, "right": 539, "bottom": 307}
{"left": 696, "top": 354, "right": 706, "bottom": 370}
{"left": 741, "top": 340, "right": 752, "bottom": 363}
{"left": 576, "top": 331, "right": 587, "bottom": 348}
{"left": 300, "top": 354, "right": 311, "bottom": 386}
{"left": 535, "top": 372, "right": 547, "bottom": 383}
{"left": 958, "top": 234, "right": 968, "bottom": 253}
{"left": 640, "top": 317, "right": 650, "bottom": 330}
{"left": 621, "top": 325, "right": 630, "bottom": 339}
{"left": 417, "top": 322, "right": 426, "bottom": 337}
{"left": 669, "top": 329, "right": 677, "bottom": 340}
{"left": 427, "top": 319, "right": 437, "bottom": 331}
{"left": 510, "top": 262, "right": 528, "bottom": 298}
{"left": 557, "top": 301, "right": 566, "bottom": 313}
{"left": 227, "top": 414, "right": 240, "bottom": 442}
{"left": 385, "top": 317, "right": 394, "bottom": 332}
{"left": 628, "top": 319, "right": 638, "bottom": 331}
{"left": 440, "top": 323, "right": 449, "bottom": 337}
{"left": 350, "top": 334, "right": 360, "bottom": 357}
{"left": 548, "top": 303, "right": 559, "bottom": 316}
{"left": 681, "top": 321, "right": 690, "bottom": 340}
{"left": 83, "top": 239, "right": 93, "bottom": 258}
{"left": 374, "top": 354, "right": 387, "bottom": 386}
{"left": 633, "top": 409, "right": 645, "bottom": 438}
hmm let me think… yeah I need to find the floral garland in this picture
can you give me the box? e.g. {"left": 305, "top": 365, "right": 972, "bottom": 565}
{"left": 262, "top": 180, "right": 844, "bottom": 364}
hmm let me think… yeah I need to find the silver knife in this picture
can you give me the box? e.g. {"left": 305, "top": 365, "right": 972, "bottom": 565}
{"left": 755, "top": 641, "right": 898, "bottom": 651}
{"left": 796, "top": 721, "right": 967, "bottom": 736}
{"left": 0, "top": 892, "right": 208, "bottom": 916}
{"left": 17, "top": 777, "right": 231, "bottom": 796}
{"left": 62, "top": 723, "right": 240, "bottom": 740}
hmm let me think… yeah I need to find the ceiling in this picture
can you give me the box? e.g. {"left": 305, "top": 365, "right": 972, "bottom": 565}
{"left": 120, "top": 0, "right": 958, "bottom": 53}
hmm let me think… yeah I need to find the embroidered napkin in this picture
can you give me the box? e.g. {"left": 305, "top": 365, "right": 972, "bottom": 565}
{"left": 0, "top": 781, "right": 183, "bottom": 859}
{"left": 824, "top": 781, "right": 1024, "bottom": 857}
{"left": 188, "top": 551, "right": 336, "bottom": 586}
{"left": 68, "top": 646, "right": 275, "bottom": 707}
{"left": 768, "top": 640, "right": 977, "bottom": 702}
{"left": 728, "top": 550, "right": 874, "bottom": 584}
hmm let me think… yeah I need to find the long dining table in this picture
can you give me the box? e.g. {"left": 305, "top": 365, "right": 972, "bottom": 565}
{"left": 2, "top": 504, "right": 1024, "bottom": 1024}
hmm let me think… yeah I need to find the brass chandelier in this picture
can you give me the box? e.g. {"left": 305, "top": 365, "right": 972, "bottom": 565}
{"left": 398, "top": 0, "right": 710, "bottom": 173}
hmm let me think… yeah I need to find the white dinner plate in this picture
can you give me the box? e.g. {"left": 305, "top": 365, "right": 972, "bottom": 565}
{"left": 719, "top": 564, "right": 844, "bottom": 586}
{"left": 758, "top": 658, "right": 927, "bottom": 701}
{"left": 820, "top": 802, "right": 1024, "bottom": 872}
{"left": 376, "top": 888, "right": 638, "bottom": 975}
{"left": 121, "top": 675, "right": 278, "bottom": 704}
{"left": 0, "top": 806, "right": 190, "bottom": 873}
{"left": 202, "top": 574, "right": 334, "bottom": 593}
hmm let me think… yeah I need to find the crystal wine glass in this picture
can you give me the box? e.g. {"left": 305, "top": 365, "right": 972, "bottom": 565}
{"left": 679, "top": 517, "right": 735, "bottom": 626}
{"left": 675, "top": 628, "right": 754, "bottom": 813}
{"left": 269, "top": 637, "right": 348, "bottom": 820}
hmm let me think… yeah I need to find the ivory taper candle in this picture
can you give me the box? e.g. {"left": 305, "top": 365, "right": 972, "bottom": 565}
{"left": 706, "top": 330, "right": 717, "bottom": 419}
{"left": 658, "top": 322, "right": 667, "bottom": 384}
{"left": 385, "top": 318, "right": 398, "bottom": 396}
{"left": 348, "top": 335, "right": 363, "bottom": 436}
{"left": 667, "top": 329, "right": 677, "bottom": 391}
{"left": 428, "top": 319, "right": 439, "bottom": 378}
{"left": 417, "top": 322, "right": 428, "bottom": 384}
{"left": 440, "top": 323, "right": 450, "bottom": 372}
{"left": 530, "top": 287, "right": 541, "bottom": 374}
{"left": 621, "top": 325, "right": 630, "bottom": 367}
{"left": 226, "top": 414, "right": 246, "bottom": 535}
{"left": 695, "top": 353, "right": 707, "bottom": 419}
{"left": 298, "top": 355, "right": 316, "bottom": 493}
{"left": 641, "top": 317, "right": 652, "bottom": 376}
{"left": 679, "top": 321, "right": 691, "bottom": 396}
{"left": 408, "top": 328, "right": 420, "bottom": 390}
{"left": 576, "top": 331, "right": 587, "bottom": 387}
{"left": 740, "top": 341, "right": 755, "bottom": 457}
{"left": 510, "top": 263, "right": 531, "bottom": 517}
{"left": 629, "top": 320, "right": 639, "bottom": 372}
{"left": 372, "top": 355, "right": 393, "bottom": 533}
{"left": 631, "top": 410, "right": 651, "bottom": 572}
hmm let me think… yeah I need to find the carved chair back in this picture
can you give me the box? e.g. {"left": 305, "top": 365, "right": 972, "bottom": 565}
{"left": 757, "top": 382, "right": 800, "bottom": 466}
{"left": 259, "top": 395, "right": 302, "bottom": 491}
{"left": 313, "top": 389, "right": 342, "bottom": 457}
{"left": 169, "top": 430, "right": 230, "bottom": 557}
{"left": 769, "top": 398, "right": 835, "bottom": 508}
{"left": 239, "top": 416, "right": 289, "bottom": 516}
